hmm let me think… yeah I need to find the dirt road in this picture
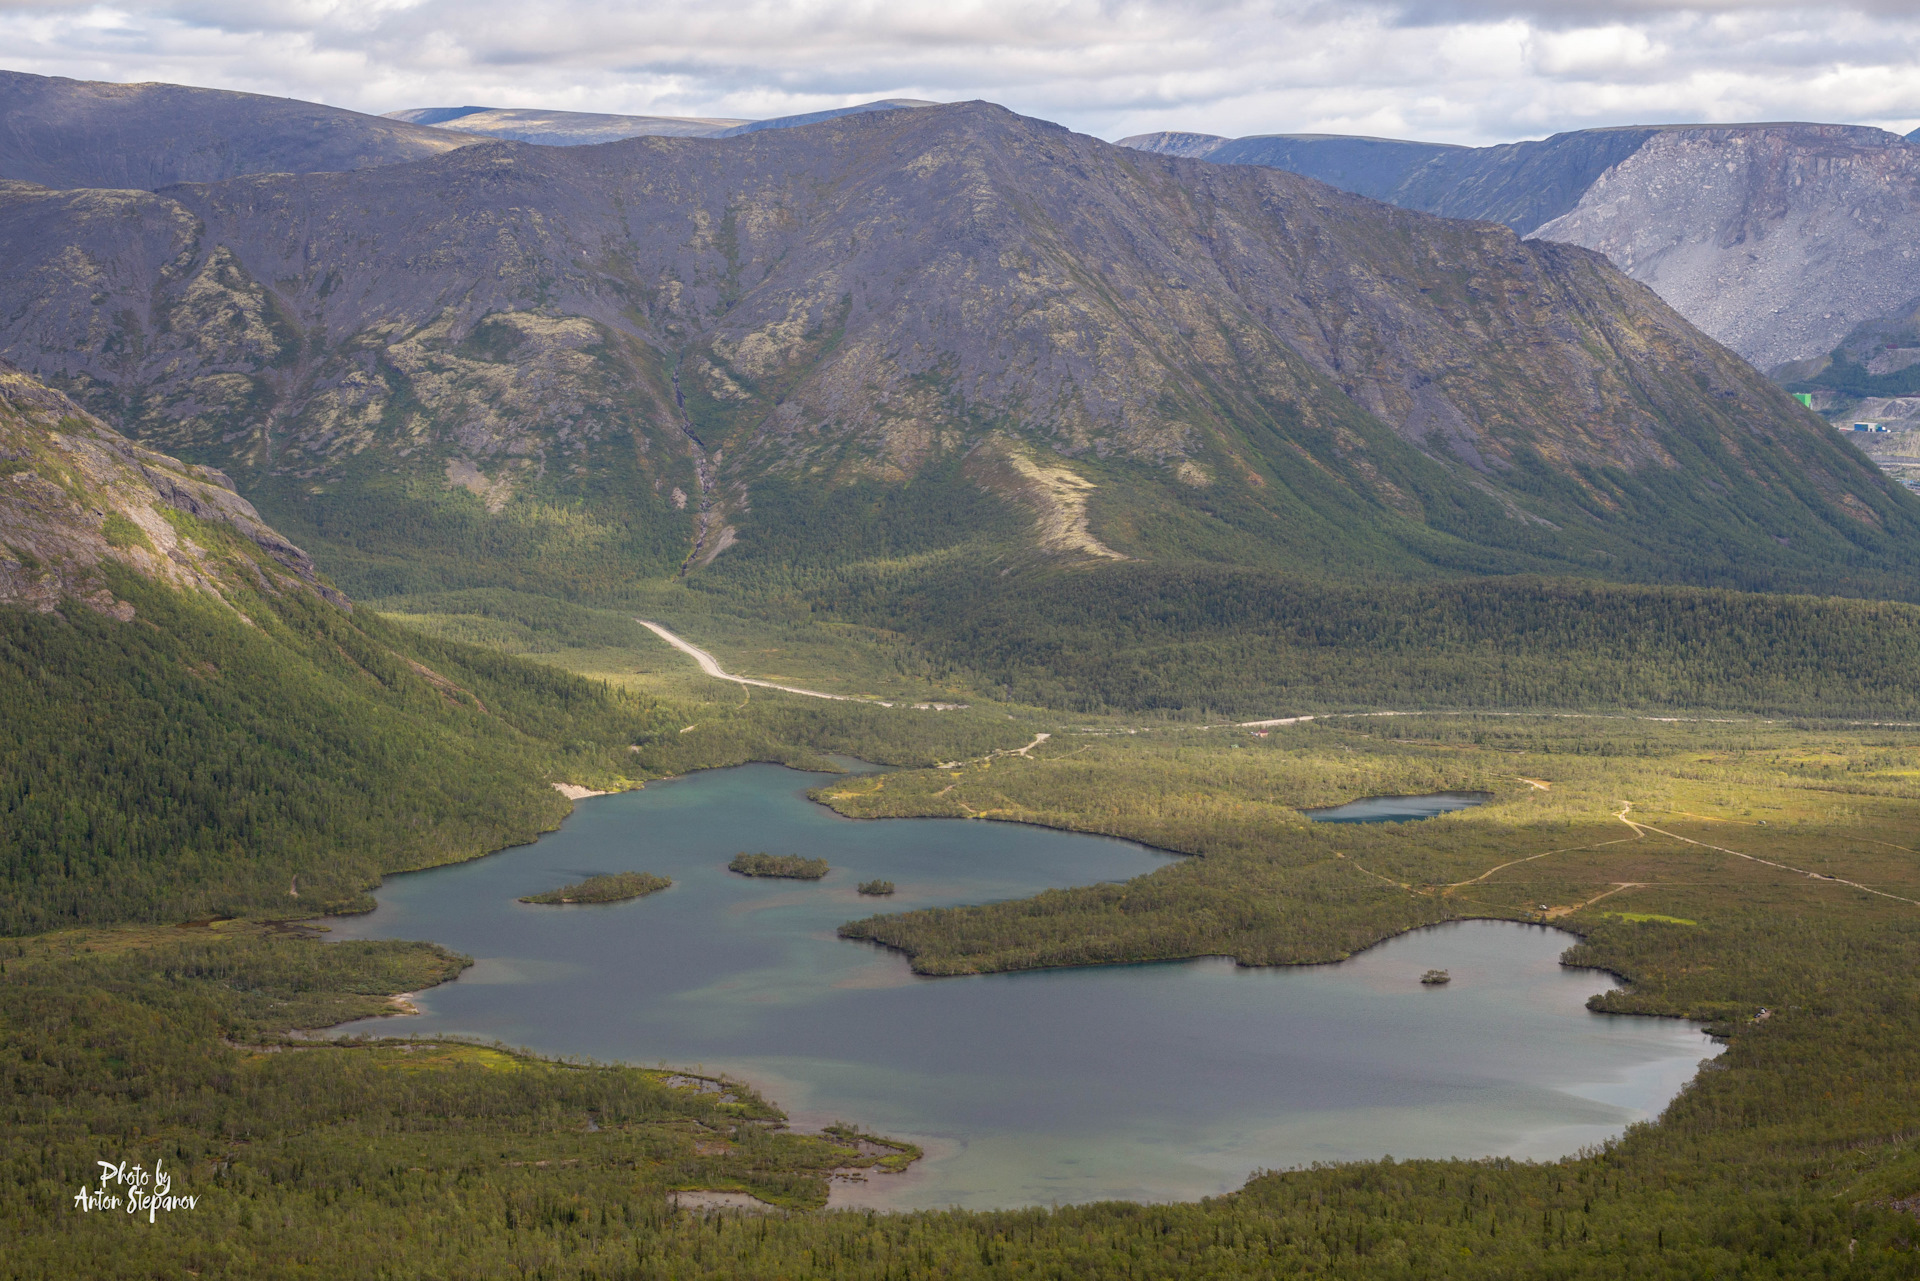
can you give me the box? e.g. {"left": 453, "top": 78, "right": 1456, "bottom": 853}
{"left": 635, "top": 620, "right": 873, "bottom": 702}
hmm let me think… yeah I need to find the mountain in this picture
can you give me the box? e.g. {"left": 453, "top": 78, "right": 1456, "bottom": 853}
{"left": 0, "top": 69, "right": 478, "bottom": 190}
{"left": 1530, "top": 126, "right": 1920, "bottom": 372}
{"left": 384, "top": 105, "right": 748, "bottom": 144}
{"left": 0, "top": 101, "right": 1910, "bottom": 615}
{"left": 0, "top": 362, "right": 652, "bottom": 932}
{"left": 714, "top": 98, "right": 936, "bottom": 136}
{"left": 379, "top": 99, "right": 933, "bottom": 146}
{"left": 1119, "top": 131, "right": 1232, "bottom": 159}
{"left": 1126, "top": 122, "right": 1920, "bottom": 371}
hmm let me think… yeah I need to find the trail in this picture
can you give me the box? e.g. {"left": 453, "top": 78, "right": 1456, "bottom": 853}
{"left": 635, "top": 620, "right": 874, "bottom": 702}
{"left": 1444, "top": 830, "right": 1641, "bottom": 891}
{"left": 1614, "top": 802, "right": 1920, "bottom": 907}
{"left": 1545, "top": 883, "right": 1645, "bottom": 920}
{"left": 935, "top": 733, "right": 1051, "bottom": 771}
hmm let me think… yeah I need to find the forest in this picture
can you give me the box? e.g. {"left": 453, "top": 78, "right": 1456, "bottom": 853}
{"left": 7, "top": 711, "right": 1920, "bottom": 1277}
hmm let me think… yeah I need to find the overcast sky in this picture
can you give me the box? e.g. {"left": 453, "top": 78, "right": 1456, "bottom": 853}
{"left": 3, "top": 0, "right": 1918, "bottom": 145}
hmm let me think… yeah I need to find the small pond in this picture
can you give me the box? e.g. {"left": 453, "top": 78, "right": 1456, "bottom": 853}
{"left": 324, "top": 765, "right": 1717, "bottom": 1210}
{"left": 1304, "top": 792, "right": 1492, "bottom": 823}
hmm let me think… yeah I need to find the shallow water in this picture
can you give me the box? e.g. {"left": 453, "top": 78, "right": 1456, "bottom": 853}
{"left": 325, "top": 764, "right": 1718, "bottom": 1210}
{"left": 1304, "top": 792, "right": 1492, "bottom": 823}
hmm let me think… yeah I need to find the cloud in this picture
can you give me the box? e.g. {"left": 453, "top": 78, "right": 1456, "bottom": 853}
{"left": 0, "top": 0, "right": 1917, "bottom": 144}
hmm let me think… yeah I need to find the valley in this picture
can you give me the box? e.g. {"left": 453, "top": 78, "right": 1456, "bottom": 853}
{"left": 3, "top": 70, "right": 1920, "bottom": 1280}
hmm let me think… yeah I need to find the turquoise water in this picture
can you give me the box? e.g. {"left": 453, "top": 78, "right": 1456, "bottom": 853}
{"left": 324, "top": 764, "right": 1718, "bottom": 1210}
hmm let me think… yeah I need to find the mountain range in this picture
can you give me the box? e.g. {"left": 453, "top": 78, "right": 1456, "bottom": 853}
{"left": 1122, "top": 123, "right": 1920, "bottom": 376}
{"left": 383, "top": 98, "right": 932, "bottom": 145}
{"left": 0, "top": 99, "right": 1905, "bottom": 614}
{"left": 0, "top": 70, "right": 937, "bottom": 190}
{"left": 0, "top": 69, "right": 477, "bottom": 189}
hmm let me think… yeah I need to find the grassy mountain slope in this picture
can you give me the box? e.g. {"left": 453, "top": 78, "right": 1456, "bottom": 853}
{"left": 0, "top": 365, "right": 663, "bottom": 932}
{"left": 0, "top": 102, "right": 1908, "bottom": 610}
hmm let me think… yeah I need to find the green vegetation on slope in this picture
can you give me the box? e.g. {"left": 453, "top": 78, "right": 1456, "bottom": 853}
{"left": 791, "top": 561, "right": 1920, "bottom": 716}
{"left": 0, "top": 569, "right": 663, "bottom": 934}
{"left": 0, "top": 923, "right": 908, "bottom": 1278}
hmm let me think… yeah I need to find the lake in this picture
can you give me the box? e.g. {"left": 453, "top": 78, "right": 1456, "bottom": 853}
{"left": 324, "top": 764, "right": 1719, "bottom": 1210}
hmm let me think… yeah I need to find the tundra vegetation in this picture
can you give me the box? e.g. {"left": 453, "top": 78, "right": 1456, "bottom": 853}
{"left": 519, "top": 872, "right": 672, "bottom": 905}
{"left": 6, "top": 698, "right": 1920, "bottom": 1277}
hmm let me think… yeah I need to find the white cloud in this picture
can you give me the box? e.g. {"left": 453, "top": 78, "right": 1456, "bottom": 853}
{"left": 0, "top": 0, "right": 1918, "bottom": 143}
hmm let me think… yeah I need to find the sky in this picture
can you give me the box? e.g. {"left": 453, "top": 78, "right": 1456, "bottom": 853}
{"left": 2, "top": 0, "right": 1919, "bottom": 145}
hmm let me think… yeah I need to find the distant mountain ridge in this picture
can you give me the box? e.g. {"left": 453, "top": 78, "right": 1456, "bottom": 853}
{"left": 0, "top": 69, "right": 478, "bottom": 189}
{"left": 382, "top": 98, "right": 934, "bottom": 146}
{"left": 383, "top": 106, "right": 750, "bottom": 144}
{"left": 0, "top": 101, "right": 1908, "bottom": 607}
{"left": 1121, "top": 121, "right": 1920, "bottom": 371}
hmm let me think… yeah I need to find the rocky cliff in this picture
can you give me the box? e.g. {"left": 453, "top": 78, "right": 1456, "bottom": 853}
{"left": 1127, "top": 121, "right": 1920, "bottom": 371}
{"left": 0, "top": 103, "right": 1909, "bottom": 599}
{"left": 0, "top": 363, "right": 345, "bottom": 618}
{"left": 0, "top": 70, "right": 478, "bottom": 190}
{"left": 1532, "top": 125, "right": 1920, "bottom": 371}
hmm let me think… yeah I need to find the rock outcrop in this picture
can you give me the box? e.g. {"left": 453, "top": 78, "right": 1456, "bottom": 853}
{"left": 0, "top": 364, "right": 345, "bottom": 617}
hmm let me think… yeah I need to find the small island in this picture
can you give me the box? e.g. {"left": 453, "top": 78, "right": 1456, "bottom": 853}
{"left": 857, "top": 879, "right": 896, "bottom": 896}
{"left": 729, "top": 853, "right": 829, "bottom": 880}
{"left": 1421, "top": 969, "right": 1452, "bottom": 986}
{"left": 520, "top": 872, "right": 672, "bottom": 905}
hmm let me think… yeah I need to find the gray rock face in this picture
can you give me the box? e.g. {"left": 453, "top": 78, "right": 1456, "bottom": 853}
{"left": 1127, "top": 120, "right": 1920, "bottom": 370}
{"left": 0, "top": 102, "right": 1905, "bottom": 592}
{"left": 0, "top": 363, "right": 344, "bottom": 616}
{"left": 1114, "top": 131, "right": 1230, "bottom": 159}
{"left": 1532, "top": 125, "right": 1920, "bottom": 371}
{"left": 383, "top": 106, "right": 749, "bottom": 144}
{"left": 0, "top": 70, "right": 478, "bottom": 190}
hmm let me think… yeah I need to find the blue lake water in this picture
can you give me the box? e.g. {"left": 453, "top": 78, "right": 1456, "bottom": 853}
{"left": 324, "top": 764, "right": 1719, "bottom": 1210}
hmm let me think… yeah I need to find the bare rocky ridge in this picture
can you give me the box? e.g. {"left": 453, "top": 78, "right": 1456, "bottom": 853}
{"left": 0, "top": 102, "right": 1908, "bottom": 591}
{"left": 1125, "top": 121, "right": 1920, "bottom": 371}
{"left": 0, "top": 364, "right": 344, "bottom": 617}
{"left": 0, "top": 69, "right": 479, "bottom": 190}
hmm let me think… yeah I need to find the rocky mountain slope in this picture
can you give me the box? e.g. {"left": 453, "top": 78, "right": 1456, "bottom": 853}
{"left": 0, "top": 362, "right": 343, "bottom": 617}
{"left": 1531, "top": 126, "right": 1920, "bottom": 372}
{"left": 0, "top": 70, "right": 479, "bottom": 190}
{"left": 1126, "top": 122, "right": 1920, "bottom": 371}
{"left": 0, "top": 102, "right": 1910, "bottom": 603}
